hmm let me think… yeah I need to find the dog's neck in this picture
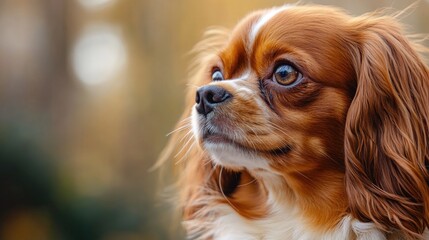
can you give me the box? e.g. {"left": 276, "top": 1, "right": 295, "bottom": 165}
{"left": 250, "top": 167, "right": 347, "bottom": 230}
{"left": 188, "top": 161, "right": 415, "bottom": 239}
{"left": 212, "top": 167, "right": 367, "bottom": 240}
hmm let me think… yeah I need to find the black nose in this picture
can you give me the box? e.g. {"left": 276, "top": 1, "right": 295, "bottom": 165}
{"left": 195, "top": 85, "right": 232, "bottom": 115}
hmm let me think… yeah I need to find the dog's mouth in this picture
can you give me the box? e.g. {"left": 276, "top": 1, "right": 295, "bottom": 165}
{"left": 203, "top": 130, "right": 250, "bottom": 151}
{"left": 202, "top": 127, "right": 292, "bottom": 156}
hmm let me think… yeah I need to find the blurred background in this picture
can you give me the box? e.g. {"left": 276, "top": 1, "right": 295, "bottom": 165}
{"left": 0, "top": 0, "right": 427, "bottom": 239}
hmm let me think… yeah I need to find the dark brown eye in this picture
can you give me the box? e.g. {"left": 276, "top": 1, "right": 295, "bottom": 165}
{"left": 212, "top": 70, "right": 224, "bottom": 81}
{"left": 272, "top": 64, "right": 301, "bottom": 87}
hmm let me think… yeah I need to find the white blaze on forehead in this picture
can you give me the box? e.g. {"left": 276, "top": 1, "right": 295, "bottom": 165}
{"left": 248, "top": 5, "right": 291, "bottom": 51}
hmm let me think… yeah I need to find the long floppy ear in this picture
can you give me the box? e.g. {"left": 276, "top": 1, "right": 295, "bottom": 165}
{"left": 345, "top": 14, "right": 429, "bottom": 238}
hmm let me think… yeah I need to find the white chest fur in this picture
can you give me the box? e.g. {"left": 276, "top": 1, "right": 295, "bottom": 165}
{"left": 203, "top": 207, "right": 429, "bottom": 240}
{"left": 207, "top": 204, "right": 357, "bottom": 240}
{"left": 184, "top": 199, "right": 429, "bottom": 240}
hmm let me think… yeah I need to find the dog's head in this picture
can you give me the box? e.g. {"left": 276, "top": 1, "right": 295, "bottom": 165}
{"left": 192, "top": 5, "right": 355, "bottom": 174}
{"left": 163, "top": 5, "right": 429, "bottom": 238}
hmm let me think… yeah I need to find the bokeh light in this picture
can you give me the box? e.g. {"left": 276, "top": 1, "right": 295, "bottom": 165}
{"left": 72, "top": 25, "right": 127, "bottom": 86}
{"left": 77, "top": 0, "right": 116, "bottom": 10}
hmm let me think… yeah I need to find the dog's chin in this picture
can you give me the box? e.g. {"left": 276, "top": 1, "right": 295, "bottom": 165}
{"left": 202, "top": 135, "right": 270, "bottom": 171}
{"left": 204, "top": 142, "right": 269, "bottom": 171}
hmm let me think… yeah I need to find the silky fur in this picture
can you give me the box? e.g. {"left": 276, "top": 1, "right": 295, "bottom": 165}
{"left": 159, "top": 4, "right": 429, "bottom": 240}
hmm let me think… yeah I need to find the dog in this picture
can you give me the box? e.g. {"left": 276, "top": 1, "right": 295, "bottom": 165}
{"left": 160, "top": 4, "right": 429, "bottom": 239}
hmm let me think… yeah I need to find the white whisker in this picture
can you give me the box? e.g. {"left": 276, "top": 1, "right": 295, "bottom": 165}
{"left": 175, "top": 134, "right": 195, "bottom": 158}
{"left": 175, "top": 142, "right": 196, "bottom": 165}
{"left": 186, "top": 83, "right": 201, "bottom": 89}
{"left": 179, "top": 129, "right": 194, "bottom": 143}
{"left": 166, "top": 123, "right": 191, "bottom": 136}
{"left": 237, "top": 178, "right": 257, "bottom": 187}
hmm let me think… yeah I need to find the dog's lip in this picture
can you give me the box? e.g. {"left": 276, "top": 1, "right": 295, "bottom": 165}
{"left": 202, "top": 131, "right": 242, "bottom": 147}
{"left": 202, "top": 130, "right": 291, "bottom": 155}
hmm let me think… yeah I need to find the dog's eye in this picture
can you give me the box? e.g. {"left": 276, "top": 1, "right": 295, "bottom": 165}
{"left": 212, "top": 70, "right": 224, "bottom": 81}
{"left": 273, "top": 64, "right": 301, "bottom": 87}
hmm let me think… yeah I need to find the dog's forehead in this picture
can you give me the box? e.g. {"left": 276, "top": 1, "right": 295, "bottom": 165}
{"left": 247, "top": 5, "right": 292, "bottom": 51}
{"left": 219, "top": 5, "right": 355, "bottom": 89}
{"left": 219, "top": 6, "right": 292, "bottom": 76}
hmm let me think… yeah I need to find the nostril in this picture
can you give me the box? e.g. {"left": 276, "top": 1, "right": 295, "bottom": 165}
{"left": 216, "top": 91, "right": 231, "bottom": 103}
{"left": 206, "top": 91, "right": 215, "bottom": 104}
{"left": 195, "top": 85, "right": 232, "bottom": 115}
{"left": 210, "top": 92, "right": 219, "bottom": 103}
{"left": 207, "top": 88, "right": 230, "bottom": 104}
{"left": 195, "top": 90, "right": 201, "bottom": 104}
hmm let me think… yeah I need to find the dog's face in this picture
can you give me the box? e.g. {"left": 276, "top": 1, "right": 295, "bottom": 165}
{"left": 166, "top": 5, "right": 429, "bottom": 238}
{"left": 192, "top": 6, "right": 354, "bottom": 174}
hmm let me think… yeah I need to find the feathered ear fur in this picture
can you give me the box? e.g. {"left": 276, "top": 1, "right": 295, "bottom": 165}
{"left": 345, "top": 14, "right": 429, "bottom": 238}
